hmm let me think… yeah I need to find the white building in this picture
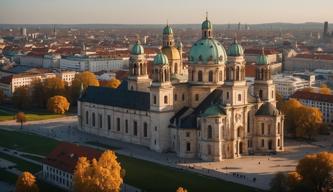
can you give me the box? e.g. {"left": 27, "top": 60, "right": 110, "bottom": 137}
{"left": 0, "top": 71, "right": 77, "bottom": 96}
{"left": 273, "top": 74, "right": 314, "bottom": 98}
{"left": 60, "top": 56, "right": 129, "bottom": 72}
{"left": 291, "top": 91, "right": 333, "bottom": 125}
{"left": 42, "top": 142, "right": 101, "bottom": 191}
{"left": 78, "top": 18, "right": 284, "bottom": 162}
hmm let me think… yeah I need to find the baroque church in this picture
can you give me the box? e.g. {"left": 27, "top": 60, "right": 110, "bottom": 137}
{"left": 78, "top": 16, "right": 284, "bottom": 161}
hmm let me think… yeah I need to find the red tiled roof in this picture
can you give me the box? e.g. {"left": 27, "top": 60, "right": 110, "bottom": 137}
{"left": 291, "top": 91, "right": 333, "bottom": 103}
{"left": 43, "top": 142, "right": 102, "bottom": 174}
{"left": 245, "top": 64, "right": 256, "bottom": 77}
{"left": 295, "top": 54, "right": 333, "bottom": 60}
{"left": 244, "top": 48, "right": 278, "bottom": 55}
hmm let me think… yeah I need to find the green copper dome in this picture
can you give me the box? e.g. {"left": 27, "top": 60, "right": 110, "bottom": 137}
{"left": 202, "top": 19, "right": 212, "bottom": 30}
{"left": 154, "top": 53, "right": 169, "bottom": 65}
{"left": 257, "top": 48, "right": 269, "bottom": 65}
{"left": 227, "top": 39, "right": 244, "bottom": 56}
{"left": 131, "top": 40, "right": 144, "bottom": 55}
{"left": 189, "top": 38, "right": 227, "bottom": 64}
{"left": 201, "top": 105, "right": 226, "bottom": 117}
{"left": 163, "top": 25, "right": 173, "bottom": 35}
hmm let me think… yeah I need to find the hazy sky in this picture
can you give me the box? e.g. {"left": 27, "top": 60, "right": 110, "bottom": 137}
{"left": 1, "top": 0, "right": 333, "bottom": 24}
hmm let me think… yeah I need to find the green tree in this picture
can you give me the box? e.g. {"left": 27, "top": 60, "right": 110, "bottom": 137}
{"left": 30, "top": 79, "right": 45, "bottom": 107}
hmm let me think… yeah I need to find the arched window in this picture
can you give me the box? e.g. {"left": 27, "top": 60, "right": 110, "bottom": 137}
{"left": 259, "top": 90, "right": 263, "bottom": 99}
{"left": 272, "top": 90, "right": 274, "bottom": 99}
{"left": 139, "top": 63, "right": 143, "bottom": 75}
{"left": 207, "top": 125, "right": 213, "bottom": 139}
{"left": 198, "top": 71, "right": 203, "bottom": 82}
{"left": 174, "top": 94, "right": 177, "bottom": 101}
{"left": 236, "top": 66, "right": 240, "bottom": 80}
{"left": 261, "top": 123, "right": 265, "bottom": 135}
{"left": 219, "top": 70, "right": 223, "bottom": 81}
{"left": 230, "top": 68, "right": 234, "bottom": 80}
{"left": 164, "top": 95, "right": 168, "bottom": 104}
{"left": 207, "top": 144, "right": 212, "bottom": 155}
{"left": 191, "top": 70, "right": 194, "bottom": 81}
{"left": 238, "top": 94, "right": 241, "bottom": 101}
{"left": 182, "top": 94, "right": 185, "bottom": 101}
{"left": 186, "top": 142, "right": 191, "bottom": 152}
{"left": 174, "top": 63, "right": 178, "bottom": 74}
{"left": 208, "top": 71, "right": 213, "bottom": 82}
{"left": 278, "top": 122, "right": 281, "bottom": 134}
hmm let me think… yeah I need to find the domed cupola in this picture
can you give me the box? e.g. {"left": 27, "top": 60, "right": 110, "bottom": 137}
{"left": 227, "top": 38, "right": 244, "bottom": 57}
{"left": 131, "top": 40, "right": 144, "bottom": 55}
{"left": 257, "top": 48, "right": 269, "bottom": 65}
{"left": 189, "top": 39, "right": 227, "bottom": 64}
{"left": 154, "top": 52, "right": 169, "bottom": 65}
{"left": 163, "top": 24, "right": 173, "bottom": 35}
{"left": 202, "top": 12, "right": 213, "bottom": 39}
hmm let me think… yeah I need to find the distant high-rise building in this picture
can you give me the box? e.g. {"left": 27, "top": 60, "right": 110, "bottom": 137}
{"left": 53, "top": 25, "right": 57, "bottom": 37}
{"left": 20, "top": 27, "right": 27, "bottom": 36}
{"left": 323, "top": 21, "right": 329, "bottom": 37}
{"left": 238, "top": 22, "right": 241, "bottom": 31}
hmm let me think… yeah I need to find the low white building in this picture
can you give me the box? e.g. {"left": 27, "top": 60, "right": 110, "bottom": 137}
{"left": 0, "top": 71, "right": 77, "bottom": 96}
{"left": 60, "top": 55, "right": 129, "bottom": 72}
{"left": 42, "top": 142, "right": 101, "bottom": 191}
{"left": 291, "top": 91, "right": 333, "bottom": 125}
{"left": 273, "top": 74, "right": 314, "bottom": 98}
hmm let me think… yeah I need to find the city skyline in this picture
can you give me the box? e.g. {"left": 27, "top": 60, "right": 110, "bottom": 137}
{"left": 1, "top": 0, "right": 333, "bottom": 24}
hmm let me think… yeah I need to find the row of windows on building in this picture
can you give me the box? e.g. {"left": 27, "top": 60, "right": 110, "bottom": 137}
{"left": 85, "top": 111, "right": 149, "bottom": 137}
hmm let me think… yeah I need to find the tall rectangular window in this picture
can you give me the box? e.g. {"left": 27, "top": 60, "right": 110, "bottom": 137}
{"left": 261, "top": 123, "right": 265, "bottom": 135}
{"left": 92, "top": 113, "right": 95, "bottom": 127}
{"left": 143, "top": 122, "right": 148, "bottom": 137}
{"left": 125, "top": 120, "right": 128, "bottom": 133}
{"left": 153, "top": 95, "right": 157, "bottom": 104}
{"left": 133, "top": 121, "right": 138, "bottom": 136}
{"left": 98, "top": 114, "right": 102, "bottom": 128}
{"left": 186, "top": 142, "right": 191, "bottom": 152}
{"left": 116, "top": 118, "right": 120, "bottom": 131}
{"left": 107, "top": 115, "right": 111, "bottom": 130}
{"left": 86, "top": 111, "right": 89, "bottom": 124}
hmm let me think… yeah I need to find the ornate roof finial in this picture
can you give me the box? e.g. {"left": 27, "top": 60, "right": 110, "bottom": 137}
{"left": 261, "top": 47, "right": 265, "bottom": 55}
{"left": 166, "top": 19, "right": 169, "bottom": 26}
{"left": 206, "top": 11, "right": 208, "bottom": 20}
{"left": 233, "top": 33, "right": 238, "bottom": 44}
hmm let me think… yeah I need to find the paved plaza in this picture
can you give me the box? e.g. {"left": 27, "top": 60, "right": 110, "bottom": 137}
{"left": 0, "top": 116, "right": 332, "bottom": 190}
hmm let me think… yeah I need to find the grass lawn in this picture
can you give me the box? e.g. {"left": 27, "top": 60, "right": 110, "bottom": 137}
{"left": 0, "top": 169, "right": 17, "bottom": 184}
{"left": 118, "top": 154, "right": 259, "bottom": 192}
{"left": 85, "top": 141, "right": 120, "bottom": 150}
{"left": 0, "top": 129, "right": 260, "bottom": 192}
{"left": 20, "top": 154, "right": 44, "bottom": 162}
{"left": 0, "top": 152, "right": 41, "bottom": 173}
{"left": 0, "top": 130, "right": 59, "bottom": 156}
{"left": 0, "top": 107, "right": 66, "bottom": 122}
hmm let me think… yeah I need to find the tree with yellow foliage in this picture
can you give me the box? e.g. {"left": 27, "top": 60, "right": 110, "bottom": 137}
{"left": 176, "top": 187, "right": 188, "bottom": 192}
{"left": 288, "top": 152, "right": 333, "bottom": 192}
{"left": 16, "top": 171, "right": 39, "bottom": 192}
{"left": 73, "top": 150, "right": 123, "bottom": 192}
{"left": 16, "top": 112, "right": 26, "bottom": 130}
{"left": 100, "top": 78, "right": 121, "bottom": 89}
{"left": 295, "top": 106, "right": 323, "bottom": 139}
{"left": 319, "top": 84, "right": 331, "bottom": 95}
{"left": 47, "top": 95, "right": 70, "bottom": 114}
{"left": 280, "top": 99, "right": 302, "bottom": 133}
{"left": 71, "top": 71, "right": 99, "bottom": 105}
